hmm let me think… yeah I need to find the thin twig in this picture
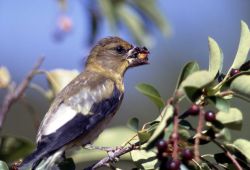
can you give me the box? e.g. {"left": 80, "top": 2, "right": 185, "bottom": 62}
{"left": 0, "top": 57, "right": 44, "bottom": 129}
{"left": 84, "top": 143, "right": 139, "bottom": 170}
{"left": 194, "top": 108, "right": 205, "bottom": 161}
{"left": 212, "top": 139, "right": 242, "bottom": 170}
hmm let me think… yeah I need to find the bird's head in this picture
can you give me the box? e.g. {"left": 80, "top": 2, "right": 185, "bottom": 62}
{"left": 85, "top": 37, "right": 149, "bottom": 76}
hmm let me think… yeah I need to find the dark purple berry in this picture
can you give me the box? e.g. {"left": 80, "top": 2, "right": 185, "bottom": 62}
{"left": 230, "top": 69, "right": 240, "bottom": 77}
{"left": 167, "top": 159, "right": 181, "bottom": 170}
{"left": 157, "top": 140, "right": 168, "bottom": 152}
{"left": 181, "top": 149, "right": 194, "bottom": 160}
{"left": 157, "top": 151, "right": 168, "bottom": 161}
{"left": 188, "top": 104, "right": 200, "bottom": 116}
{"left": 205, "top": 111, "right": 216, "bottom": 122}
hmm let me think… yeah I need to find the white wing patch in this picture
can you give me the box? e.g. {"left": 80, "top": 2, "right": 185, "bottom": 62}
{"left": 37, "top": 104, "right": 77, "bottom": 141}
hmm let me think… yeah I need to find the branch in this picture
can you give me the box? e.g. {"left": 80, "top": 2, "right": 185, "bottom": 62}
{"left": 0, "top": 57, "right": 44, "bottom": 129}
{"left": 84, "top": 143, "right": 139, "bottom": 170}
{"left": 212, "top": 139, "right": 243, "bottom": 170}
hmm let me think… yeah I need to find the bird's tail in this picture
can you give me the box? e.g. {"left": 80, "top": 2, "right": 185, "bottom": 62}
{"left": 18, "top": 147, "right": 64, "bottom": 170}
{"left": 18, "top": 148, "right": 46, "bottom": 170}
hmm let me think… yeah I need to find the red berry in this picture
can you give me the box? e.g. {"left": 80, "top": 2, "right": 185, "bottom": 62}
{"left": 205, "top": 111, "right": 216, "bottom": 122}
{"left": 167, "top": 159, "right": 181, "bottom": 170}
{"left": 157, "top": 140, "right": 168, "bottom": 152}
{"left": 230, "top": 69, "right": 240, "bottom": 77}
{"left": 181, "top": 149, "right": 194, "bottom": 160}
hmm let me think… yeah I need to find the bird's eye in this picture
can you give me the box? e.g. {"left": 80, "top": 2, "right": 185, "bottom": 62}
{"left": 115, "top": 46, "right": 126, "bottom": 54}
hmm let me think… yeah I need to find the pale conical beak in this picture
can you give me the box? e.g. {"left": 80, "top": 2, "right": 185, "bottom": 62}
{"left": 126, "top": 46, "right": 150, "bottom": 67}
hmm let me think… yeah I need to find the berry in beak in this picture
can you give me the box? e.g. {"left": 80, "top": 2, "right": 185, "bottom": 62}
{"left": 127, "top": 46, "right": 150, "bottom": 67}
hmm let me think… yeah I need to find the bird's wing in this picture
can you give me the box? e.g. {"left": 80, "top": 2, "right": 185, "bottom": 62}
{"left": 36, "top": 73, "right": 123, "bottom": 155}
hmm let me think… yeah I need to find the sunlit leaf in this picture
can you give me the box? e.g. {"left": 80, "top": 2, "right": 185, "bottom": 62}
{"left": 127, "top": 117, "right": 139, "bottom": 131}
{"left": 208, "top": 37, "right": 223, "bottom": 78}
{"left": 0, "top": 161, "right": 8, "bottom": 170}
{"left": 233, "top": 139, "right": 250, "bottom": 161}
{"left": 0, "top": 66, "right": 11, "bottom": 88}
{"left": 179, "top": 70, "right": 214, "bottom": 98}
{"left": 230, "top": 75, "right": 250, "bottom": 98}
{"left": 180, "top": 70, "right": 214, "bottom": 88}
{"left": 0, "top": 136, "right": 35, "bottom": 163}
{"left": 130, "top": 149, "right": 159, "bottom": 169}
{"left": 208, "top": 96, "right": 230, "bottom": 112}
{"left": 145, "top": 105, "right": 174, "bottom": 150}
{"left": 176, "top": 61, "right": 199, "bottom": 89}
{"left": 231, "top": 21, "right": 250, "bottom": 69}
{"left": 136, "top": 83, "right": 165, "bottom": 110}
{"left": 217, "top": 128, "right": 231, "bottom": 142}
{"left": 216, "top": 108, "right": 242, "bottom": 130}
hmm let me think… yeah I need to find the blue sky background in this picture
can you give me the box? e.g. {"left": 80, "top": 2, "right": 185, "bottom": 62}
{"left": 1, "top": 0, "right": 250, "bottom": 141}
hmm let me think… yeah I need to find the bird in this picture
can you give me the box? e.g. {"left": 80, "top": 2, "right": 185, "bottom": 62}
{"left": 18, "top": 36, "right": 149, "bottom": 170}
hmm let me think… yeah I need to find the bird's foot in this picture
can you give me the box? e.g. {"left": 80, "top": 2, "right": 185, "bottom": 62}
{"left": 84, "top": 144, "right": 123, "bottom": 162}
{"left": 84, "top": 144, "right": 122, "bottom": 152}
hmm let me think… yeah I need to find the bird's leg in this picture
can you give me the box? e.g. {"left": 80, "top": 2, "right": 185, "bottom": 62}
{"left": 84, "top": 144, "right": 123, "bottom": 162}
{"left": 84, "top": 144, "right": 115, "bottom": 151}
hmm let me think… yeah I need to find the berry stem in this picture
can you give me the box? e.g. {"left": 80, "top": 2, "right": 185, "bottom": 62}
{"left": 172, "top": 106, "right": 179, "bottom": 160}
{"left": 194, "top": 108, "right": 205, "bottom": 161}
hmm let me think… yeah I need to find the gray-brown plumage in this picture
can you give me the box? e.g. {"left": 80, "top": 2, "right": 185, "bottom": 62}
{"left": 18, "top": 36, "right": 149, "bottom": 170}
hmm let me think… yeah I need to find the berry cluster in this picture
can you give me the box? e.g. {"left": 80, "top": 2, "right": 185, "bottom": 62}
{"left": 157, "top": 139, "right": 194, "bottom": 170}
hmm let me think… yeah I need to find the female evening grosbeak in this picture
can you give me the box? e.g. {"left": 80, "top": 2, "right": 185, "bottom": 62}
{"left": 18, "top": 37, "right": 149, "bottom": 170}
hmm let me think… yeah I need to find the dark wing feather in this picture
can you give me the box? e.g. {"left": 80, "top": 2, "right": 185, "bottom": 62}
{"left": 37, "top": 84, "right": 122, "bottom": 156}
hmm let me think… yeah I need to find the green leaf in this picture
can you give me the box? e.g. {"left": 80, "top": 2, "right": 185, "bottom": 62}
{"left": 208, "top": 37, "right": 224, "bottom": 78}
{"left": 132, "top": 0, "right": 171, "bottom": 36}
{"left": 127, "top": 117, "right": 139, "bottom": 131}
{"left": 183, "top": 86, "right": 203, "bottom": 102}
{"left": 233, "top": 139, "right": 250, "bottom": 161}
{"left": 176, "top": 61, "right": 199, "bottom": 89}
{"left": 230, "top": 75, "right": 250, "bottom": 98}
{"left": 231, "top": 21, "right": 250, "bottom": 69}
{"left": 178, "top": 128, "right": 191, "bottom": 140}
{"left": 117, "top": 4, "right": 147, "bottom": 45}
{"left": 0, "top": 136, "right": 35, "bottom": 163}
{"left": 208, "top": 96, "right": 230, "bottom": 112}
{"left": 180, "top": 70, "right": 214, "bottom": 88}
{"left": 0, "top": 161, "right": 8, "bottom": 170}
{"left": 98, "top": 0, "right": 117, "bottom": 31}
{"left": 138, "top": 131, "right": 151, "bottom": 143}
{"left": 217, "top": 128, "right": 231, "bottom": 142}
{"left": 179, "top": 70, "right": 214, "bottom": 97}
{"left": 145, "top": 105, "right": 174, "bottom": 149}
{"left": 130, "top": 149, "right": 159, "bottom": 169}
{"left": 136, "top": 83, "right": 165, "bottom": 110}
{"left": 216, "top": 108, "right": 243, "bottom": 130}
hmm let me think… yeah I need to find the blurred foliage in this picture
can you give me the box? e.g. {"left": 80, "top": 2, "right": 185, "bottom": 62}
{"left": 0, "top": 136, "right": 34, "bottom": 164}
{"left": 57, "top": 0, "right": 170, "bottom": 45}
{"left": 0, "top": 67, "right": 10, "bottom": 89}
